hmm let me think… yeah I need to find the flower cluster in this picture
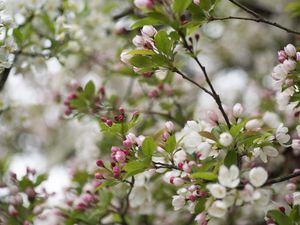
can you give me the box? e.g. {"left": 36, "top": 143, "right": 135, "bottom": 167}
{"left": 271, "top": 44, "right": 300, "bottom": 110}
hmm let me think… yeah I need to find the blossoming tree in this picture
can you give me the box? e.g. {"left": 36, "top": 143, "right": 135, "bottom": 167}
{"left": 1, "top": 0, "right": 300, "bottom": 225}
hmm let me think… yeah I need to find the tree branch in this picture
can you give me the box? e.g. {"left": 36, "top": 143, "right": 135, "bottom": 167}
{"left": 177, "top": 31, "right": 232, "bottom": 129}
{"left": 225, "top": 0, "right": 300, "bottom": 35}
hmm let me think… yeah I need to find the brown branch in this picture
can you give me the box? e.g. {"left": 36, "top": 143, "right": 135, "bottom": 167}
{"left": 238, "top": 171, "right": 300, "bottom": 189}
{"left": 225, "top": 0, "right": 300, "bottom": 35}
{"left": 178, "top": 31, "right": 231, "bottom": 129}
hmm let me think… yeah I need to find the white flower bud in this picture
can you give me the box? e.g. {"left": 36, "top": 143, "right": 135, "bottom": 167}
{"left": 120, "top": 50, "right": 132, "bottom": 64}
{"left": 292, "top": 139, "right": 300, "bottom": 150}
{"left": 249, "top": 167, "right": 268, "bottom": 187}
{"left": 173, "top": 177, "right": 185, "bottom": 186}
{"left": 172, "top": 195, "right": 186, "bottom": 210}
{"left": 245, "top": 119, "right": 262, "bottom": 131}
{"left": 293, "top": 192, "right": 300, "bottom": 206}
{"left": 165, "top": 121, "right": 174, "bottom": 133}
{"left": 134, "top": 0, "right": 154, "bottom": 9}
{"left": 208, "top": 183, "right": 226, "bottom": 199}
{"left": 284, "top": 44, "right": 297, "bottom": 58}
{"left": 286, "top": 183, "right": 297, "bottom": 192}
{"left": 141, "top": 25, "right": 157, "bottom": 37}
{"left": 193, "top": 0, "right": 200, "bottom": 5}
{"left": 233, "top": 103, "right": 243, "bottom": 117}
{"left": 283, "top": 59, "right": 296, "bottom": 72}
{"left": 297, "top": 52, "right": 300, "bottom": 61}
{"left": 208, "top": 200, "right": 227, "bottom": 218}
{"left": 219, "top": 132, "right": 233, "bottom": 147}
{"left": 132, "top": 35, "right": 145, "bottom": 48}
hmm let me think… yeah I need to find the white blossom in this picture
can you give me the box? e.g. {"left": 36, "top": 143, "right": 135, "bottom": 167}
{"left": 249, "top": 167, "right": 268, "bottom": 187}
{"left": 218, "top": 165, "right": 240, "bottom": 188}
{"left": 275, "top": 123, "right": 290, "bottom": 146}
{"left": 141, "top": 25, "right": 157, "bottom": 37}
{"left": 293, "top": 192, "right": 300, "bottom": 206}
{"left": 172, "top": 195, "right": 186, "bottom": 210}
{"left": 207, "top": 200, "right": 227, "bottom": 218}
{"left": 207, "top": 183, "right": 226, "bottom": 199}
{"left": 253, "top": 146, "right": 278, "bottom": 163}
{"left": 245, "top": 119, "right": 262, "bottom": 131}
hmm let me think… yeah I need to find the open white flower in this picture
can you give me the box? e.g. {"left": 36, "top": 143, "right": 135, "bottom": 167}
{"left": 293, "top": 192, "right": 300, "bottom": 206}
{"left": 218, "top": 165, "right": 240, "bottom": 188}
{"left": 253, "top": 146, "right": 278, "bottom": 163}
{"left": 207, "top": 183, "right": 226, "bottom": 199}
{"left": 249, "top": 167, "right": 268, "bottom": 187}
{"left": 172, "top": 195, "right": 186, "bottom": 210}
{"left": 196, "top": 142, "right": 212, "bottom": 160}
{"left": 208, "top": 200, "right": 227, "bottom": 218}
{"left": 275, "top": 123, "right": 290, "bottom": 146}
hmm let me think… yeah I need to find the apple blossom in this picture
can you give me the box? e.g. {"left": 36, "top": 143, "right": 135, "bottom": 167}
{"left": 172, "top": 195, "right": 186, "bottom": 210}
{"left": 219, "top": 132, "right": 233, "bottom": 147}
{"left": 297, "top": 52, "right": 300, "bottom": 61}
{"left": 134, "top": 0, "right": 154, "bottom": 9}
{"left": 165, "top": 121, "right": 174, "bottom": 133}
{"left": 218, "top": 165, "right": 240, "bottom": 188}
{"left": 195, "top": 212, "right": 206, "bottom": 225}
{"left": 283, "top": 59, "right": 297, "bottom": 71}
{"left": 253, "top": 146, "right": 278, "bottom": 163}
{"left": 293, "top": 192, "right": 300, "bottom": 206}
{"left": 207, "top": 200, "right": 227, "bottom": 218}
{"left": 232, "top": 103, "right": 244, "bottom": 117}
{"left": 245, "top": 119, "right": 262, "bottom": 131}
{"left": 284, "top": 44, "right": 297, "bottom": 57}
{"left": 249, "top": 167, "right": 268, "bottom": 187}
{"left": 141, "top": 25, "right": 157, "bottom": 37}
{"left": 207, "top": 183, "right": 226, "bottom": 199}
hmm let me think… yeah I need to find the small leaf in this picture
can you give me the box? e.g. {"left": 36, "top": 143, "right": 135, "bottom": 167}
{"left": 173, "top": 0, "right": 193, "bottom": 16}
{"left": 84, "top": 80, "right": 95, "bottom": 99}
{"left": 267, "top": 210, "right": 293, "bottom": 225}
{"left": 191, "top": 172, "right": 217, "bottom": 181}
{"left": 165, "top": 135, "right": 176, "bottom": 153}
{"left": 199, "top": 131, "right": 217, "bottom": 141}
{"left": 124, "top": 159, "right": 150, "bottom": 177}
{"left": 224, "top": 150, "right": 237, "bottom": 167}
{"left": 142, "top": 137, "right": 157, "bottom": 156}
{"left": 126, "top": 49, "right": 156, "bottom": 55}
{"left": 35, "top": 174, "right": 48, "bottom": 186}
{"left": 154, "top": 30, "right": 172, "bottom": 56}
{"left": 129, "top": 55, "right": 153, "bottom": 68}
{"left": 94, "top": 180, "right": 119, "bottom": 191}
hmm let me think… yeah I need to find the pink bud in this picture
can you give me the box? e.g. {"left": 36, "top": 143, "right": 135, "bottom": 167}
{"left": 193, "top": 0, "right": 200, "bottom": 5}
{"left": 143, "top": 72, "right": 154, "bottom": 78}
{"left": 23, "top": 221, "right": 30, "bottom": 225}
{"left": 132, "top": 35, "right": 145, "bottom": 47}
{"left": 95, "top": 173, "right": 103, "bottom": 179}
{"left": 286, "top": 183, "right": 297, "bottom": 191}
{"left": 8, "top": 205, "right": 18, "bottom": 217}
{"left": 96, "top": 159, "right": 104, "bottom": 167}
{"left": 278, "top": 50, "right": 288, "bottom": 63}
{"left": 82, "top": 193, "right": 96, "bottom": 204}
{"left": 182, "top": 162, "right": 192, "bottom": 173}
{"left": 115, "top": 151, "right": 126, "bottom": 162}
{"left": 207, "top": 110, "right": 218, "bottom": 122}
{"left": 75, "top": 202, "right": 86, "bottom": 211}
{"left": 113, "top": 166, "right": 120, "bottom": 178}
{"left": 195, "top": 212, "right": 206, "bottom": 225}
{"left": 148, "top": 89, "right": 159, "bottom": 98}
{"left": 285, "top": 194, "right": 293, "bottom": 205}
{"left": 25, "top": 187, "right": 36, "bottom": 199}
{"left": 123, "top": 139, "right": 132, "bottom": 148}
{"left": 111, "top": 146, "right": 120, "bottom": 153}
{"left": 162, "top": 131, "right": 170, "bottom": 140}
{"left": 134, "top": 0, "right": 154, "bottom": 9}
{"left": 119, "top": 106, "right": 125, "bottom": 114}
{"left": 297, "top": 52, "right": 300, "bottom": 61}
{"left": 106, "top": 119, "right": 113, "bottom": 127}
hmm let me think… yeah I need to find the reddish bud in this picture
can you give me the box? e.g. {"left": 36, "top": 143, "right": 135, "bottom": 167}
{"left": 96, "top": 160, "right": 104, "bottom": 167}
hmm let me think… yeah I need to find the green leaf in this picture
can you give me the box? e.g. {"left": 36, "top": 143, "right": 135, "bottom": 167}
{"left": 154, "top": 30, "right": 172, "bottom": 56}
{"left": 35, "top": 174, "right": 48, "bottom": 186}
{"left": 126, "top": 49, "right": 156, "bottom": 55}
{"left": 224, "top": 150, "right": 237, "bottom": 167}
{"left": 290, "top": 205, "right": 300, "bottom": 222}
{"left": 191, "top": 172, "right": 217, "bottom": 181}
{"left": 41, "top": 13, "right": 55, "bottom": 34}
{"left": 84, "top": 80, "right": 95, "bottom": 99}
{"left": 142, "top": 137, "right": 157, "bottom": 156}
{"left": 129, "top": 55, "right": 154, "bottom": 68}
{"left": 13, "top": 29, "right": 23, "bottom": 45}
{"left": 173, "top": 0, "right": 193, "bottom": 16}
{"left": 165, "top": 135, "right": 176, "bottom": 153}
{"left": 131, "top": 18, "right": 162, "bottom": 29}
{"left": 268, "top": 210, "right": 293, "bottom": 225}
{"left": 94, "top": 180, "right": 119, "bottom": 191}
{"left": 124, "top": 159, "right": 150, "bottom": 177}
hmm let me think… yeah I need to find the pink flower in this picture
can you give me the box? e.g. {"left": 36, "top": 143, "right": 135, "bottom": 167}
{"left": 113, "top": 166, "right": 120, "bottom": 178}
{"left": 8, "top": 205, "right": 18, "bottom": 216}
{"left": 278, "top": 50, "right": 287, "bottom": 64}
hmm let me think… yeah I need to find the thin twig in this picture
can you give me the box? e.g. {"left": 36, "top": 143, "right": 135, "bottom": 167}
{"left": 226, "top": 0, "right": 300, "bottom": 35}
{"left": 178, "top": 31, "right": 232, "bottom": 129}
{"left": 238, "top": 171, "right": 300, "bottom": 189}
